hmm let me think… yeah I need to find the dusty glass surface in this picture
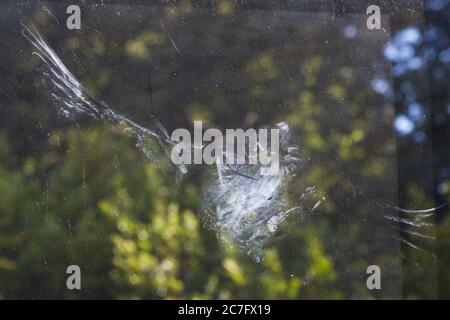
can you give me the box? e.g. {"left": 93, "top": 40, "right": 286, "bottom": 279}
{"left": 0, "top": 0, "right": 448, "bottom": 299}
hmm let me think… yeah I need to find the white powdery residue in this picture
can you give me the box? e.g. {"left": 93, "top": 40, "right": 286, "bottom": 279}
{"left": 202, "top": 122, "right": 315, "bottom": 257}
{"left": 23, "top": 24, "right": 320, "bottom": 258}
{"left": 21, "top": 24, "right": 186, "bottom": 175}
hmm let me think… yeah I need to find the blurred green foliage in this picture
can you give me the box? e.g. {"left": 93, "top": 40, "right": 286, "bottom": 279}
{"left": 0, "top": 127, "right": 339, "bottom": 299}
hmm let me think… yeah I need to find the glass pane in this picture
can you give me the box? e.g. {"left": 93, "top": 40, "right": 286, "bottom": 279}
{"left": 0, "top": 0, "right": 448, "bottom": 299}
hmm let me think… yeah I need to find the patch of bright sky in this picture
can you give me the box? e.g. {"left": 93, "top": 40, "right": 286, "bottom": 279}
{"left": 394, "top": 114, "right": 415, "bottom": 135}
